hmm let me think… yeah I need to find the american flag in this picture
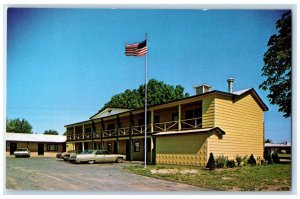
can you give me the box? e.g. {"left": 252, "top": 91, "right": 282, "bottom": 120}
{"left": 125, "top": 40, "right": 147, "bottom": 56}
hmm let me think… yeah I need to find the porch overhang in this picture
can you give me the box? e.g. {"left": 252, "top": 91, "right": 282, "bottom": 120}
{"left": 153, "top": 127, "right": 225, "bottom": 139}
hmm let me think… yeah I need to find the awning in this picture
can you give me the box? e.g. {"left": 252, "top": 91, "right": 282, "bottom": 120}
{"left": 153, "top": 127, "right": 225, "bottom": 139}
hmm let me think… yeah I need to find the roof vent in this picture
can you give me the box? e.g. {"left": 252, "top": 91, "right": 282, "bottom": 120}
{"left": 194, "top": 84, "right": 212, "bottom": 95}
{"left": 227, "top": 78, "right": 234, "bottom": 93}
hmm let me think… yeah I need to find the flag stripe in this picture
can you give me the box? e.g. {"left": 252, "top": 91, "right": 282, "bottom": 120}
{"left": 125, "top": 40, "right": 147, "bottom": 56}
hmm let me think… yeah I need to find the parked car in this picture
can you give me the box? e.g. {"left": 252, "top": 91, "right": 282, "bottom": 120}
{"left": 69, "top": 150, "right": 92, "bottom": 162}
{"left": 63, "top": 150, "right": 81, "bottom": 161}
{"left": 14, "top": 148, "right": 30, "bottom": 158}
{"left": 70, "top": 150, "right": 126, "bottom": 164}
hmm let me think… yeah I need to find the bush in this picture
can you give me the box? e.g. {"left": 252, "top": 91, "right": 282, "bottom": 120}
{"left": 215, "top": 155, "right": 227, "bottom": 168}
{"left": 264, "top": 150, "right": 273, "bottom": 164}
{"left": 206, "top": 153, "right": 216, "bottom": 170}
{"left": 247, "top": 154, "right": 257, "bottom": 166}
{"left": 235, "top": 155, "right": 243, "bottom": 166}
{"left": 226, "top": 159, "right": 236, "bottom": 168}
{"left": 272, "top": 153, "right": 279, "bottom": 163}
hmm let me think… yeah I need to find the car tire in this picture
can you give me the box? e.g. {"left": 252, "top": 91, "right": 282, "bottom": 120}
{"left": 88, "top": 160, "right": 95, "bottom": 164}
{"left": 116, "top": 157, "right": 123, "bottom": 163}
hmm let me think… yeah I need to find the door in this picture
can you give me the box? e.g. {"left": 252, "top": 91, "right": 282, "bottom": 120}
{"left": 10, "top": 142, "right": 17, "bottom": 155}
{"left": 38, "top": 144, "right": 44, "bottom": 155}
{"left": 126, "top": 140, "right": 131, "bottom": 161}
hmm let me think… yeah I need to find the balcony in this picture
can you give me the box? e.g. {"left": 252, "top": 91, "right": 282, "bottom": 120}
{"left": 67, "top": 117, "right": 202, "bottom": 141}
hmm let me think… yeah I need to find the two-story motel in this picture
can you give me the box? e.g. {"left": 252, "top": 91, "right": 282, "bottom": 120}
{"left": 65, "top": 79, "right": 268, "bottom": 166}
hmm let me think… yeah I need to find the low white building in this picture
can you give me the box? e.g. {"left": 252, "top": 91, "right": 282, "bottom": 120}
{"left": 6, "top": 133, "right": 66, "bottom": 157}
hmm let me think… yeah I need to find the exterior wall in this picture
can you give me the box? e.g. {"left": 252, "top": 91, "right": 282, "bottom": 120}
{"left": 6, "top": 141, "right": 65, "bottom": 157}
{"left": 202, "top": 95, "right": 215, "bottom": 128}
{"left": 208, "top": 94, "right": 264, "bottom": 160}
{"left": 156, "top": 133, "right": 208, "bottom": 166}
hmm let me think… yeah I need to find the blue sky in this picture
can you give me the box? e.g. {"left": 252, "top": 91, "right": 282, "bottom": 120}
{"left": 6, "top": 8, "right": 291, "bottom": 143}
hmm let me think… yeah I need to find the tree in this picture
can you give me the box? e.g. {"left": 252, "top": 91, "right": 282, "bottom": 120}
{"left": 259, "top": 11, "right": 291, "bottom": 118}
{"left": 43, "top": 129, "right": 59, "bottom": 135}
{"left": 104, "top": 79, "right": 189, "bottom": 110}
{"left": 265, "top": 139, "right": 272, "bottom": 143}
{"left": 6, "top": 118, "right": 33, "bottom": 133}
{"left": 206, "top": 153, "right": 216, "bottom": 170}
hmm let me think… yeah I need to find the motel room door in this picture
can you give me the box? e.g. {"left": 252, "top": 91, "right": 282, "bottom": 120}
{"left": 38, "top": 144, "right": 44, "bottom": 155}
{"left": 10, "top": 142, "right": 17, "bottom": 155}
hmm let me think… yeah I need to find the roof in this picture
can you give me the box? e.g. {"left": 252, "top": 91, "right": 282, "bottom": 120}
{"left": 6, "top": 133, "right": 66, "bottom": 143}
{"left": 65, "top": 88, "right": 268, "bottom": 127}
{"left": 154, "top": 127, "right": 225, "bottom": 139}
{"left": 233, "top": 88, "right": 251, "bottom": 95}
{"left": 90, "top": 107, "right": 131, "bottom": 119}
{"left": 265, "top": 143, "right": 291, "bottom": 148}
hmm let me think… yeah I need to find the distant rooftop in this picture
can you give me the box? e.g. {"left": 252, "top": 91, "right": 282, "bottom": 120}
{"left": 265, "top": 143, "right": 291, "bottom": 148}
{"left": 6, "top": 133, "right": 66, "bottom": 143}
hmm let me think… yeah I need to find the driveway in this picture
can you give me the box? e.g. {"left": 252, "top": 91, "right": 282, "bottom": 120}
{"left": 6, "top": 157, "right": 208, "bottom": 192}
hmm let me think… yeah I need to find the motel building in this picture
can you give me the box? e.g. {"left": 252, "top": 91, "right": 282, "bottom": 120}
{"left": 65, "top": 79, "right": 268, "bottom": 166}
{"left": 6, "top": 133, "right": 66, "bottom": 157}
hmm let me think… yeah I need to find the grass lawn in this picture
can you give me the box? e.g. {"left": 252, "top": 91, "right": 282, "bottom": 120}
{"left": 123, "top": 163, "right": 291, "bottom": 191}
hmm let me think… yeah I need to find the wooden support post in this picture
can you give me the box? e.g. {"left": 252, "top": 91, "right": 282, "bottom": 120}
{"left": 82, "top": 125, "right": 85, "bottom": 140}
{"left": 178, "top": 104, "right": 182, "bottom": 130}
{"left": 116, "top": 115, "right": 120, "bottom": 154}
{"left": 73, "top": 126, "right": 75, "bottom": 140}
{"left": 91, "top": 120, "right": 95, "bottom": 150}
{"left": 151, "top": 110, "right": 154, "bottom": 133}
{"left": 129, "top": 112, "right": 134, "bottom": 161}
{"left": 101, "top": 119, "right": 105, "bottom": 150}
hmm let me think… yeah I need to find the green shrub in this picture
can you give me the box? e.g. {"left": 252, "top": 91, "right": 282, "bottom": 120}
{"left": 215, "top": 155, "right": 227, "bottom": 168}
{"left": 272, "top": 153, "right": 279, "bottom": 163}
{"left": 226, "top": 159, "right": 236, "bottom": 168}
{"left": 206, "top": 153, "right": 216, "bottom": 170}
{"left": 235, "top": 155, "right": 243, "bottom": 166}
{"left": 247, "top": 154, "right": 257, "bottom": 166}
{"left": 241, "top": 155, "right": 248, "bottom": 166}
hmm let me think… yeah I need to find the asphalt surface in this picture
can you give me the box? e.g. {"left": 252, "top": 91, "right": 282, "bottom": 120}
{"left": 5, "top": 157, "right": 208, "bottom": 192}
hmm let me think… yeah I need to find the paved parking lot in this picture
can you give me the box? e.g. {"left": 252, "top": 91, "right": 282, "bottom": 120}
{"left": 6, "top": 157, "right": 208, "bottom": 192}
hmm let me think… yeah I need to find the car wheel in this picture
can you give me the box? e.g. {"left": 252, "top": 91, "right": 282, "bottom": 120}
{"left": 116, "top": 157, "right": 123, "bottom": 163}
{"left": 88, "top": 160, "right": 95, "bottom": 164}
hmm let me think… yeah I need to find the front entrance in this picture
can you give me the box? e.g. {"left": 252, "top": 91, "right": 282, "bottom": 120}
{"left": 10, "top": 142, "right": 17, "bottom": 155}
{"left": 38, "top": 144, "right": 44, "bottom": 155}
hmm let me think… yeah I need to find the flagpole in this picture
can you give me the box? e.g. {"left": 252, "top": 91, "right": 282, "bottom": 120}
{"left": 144, "top": 33, "right": 148, "bottom": 169}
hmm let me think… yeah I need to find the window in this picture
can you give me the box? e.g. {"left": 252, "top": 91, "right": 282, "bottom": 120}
{"left": 154, "top": 115, "right": 160, "bottom": 123}
{"left": 134, "top": 141, "right": 140, "bottom": 152}
{"left": 85, "top": 127, "right": 91, "bottom": 133}
{"left": 47, "top": 144, "right": 58, "bottom": 151}
{"left": 172, "top": 112, "right": 178, "bottom": 121}
{"left": 107, "top": 143, "right": 112, "bottom": 152}
{"left": 138, "top": 118, "right": 144, "bottom": 126}
{"left": 107, "top": 124, "right": 115, "bottom": 130}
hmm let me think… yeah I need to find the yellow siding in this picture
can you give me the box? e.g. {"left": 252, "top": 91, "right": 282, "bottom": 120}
{"left": 208, "top": 94, "right": 264, "bottom": 160}
{"left": 202, "top": 96, "right": 215, "bottom": 128}
{"left": 156, "top": 134, "right": 208, "bottom": 166}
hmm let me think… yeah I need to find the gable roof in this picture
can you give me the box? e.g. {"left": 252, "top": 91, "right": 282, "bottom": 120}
{"left": 90, "top": 107, "right": 131, "bottom": 119}
{"left": 6, "top": 133, "right": 66, "bottom": 143}
{"left": 233, "top": 88, "right": 269, "bottom": 111}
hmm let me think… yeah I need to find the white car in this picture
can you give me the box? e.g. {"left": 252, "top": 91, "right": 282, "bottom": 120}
{"left": 14, "top": 148, "right": 31, "bottom": 158}
{"left": 71, "top": 150, "right": 126, "bottom": 164}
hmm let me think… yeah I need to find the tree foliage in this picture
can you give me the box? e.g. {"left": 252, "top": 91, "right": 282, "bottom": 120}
{"left": 104, "top": 79, "right": 189, "bottom": 110}
{"left": 6, "top": 118, "right": 33, "bottom": 133}
{"left": 206, "top": 153, "right": 216, "bottom": 170}
{"left": 43, "top": 129, "right": 59, "bottom": 135}
{"left": 259, "top": 11, "right": 291, "bottom": 118}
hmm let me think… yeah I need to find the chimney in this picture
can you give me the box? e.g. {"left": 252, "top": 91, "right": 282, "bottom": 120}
{"left": 227, "top": 78, "right": 234, "bottom": 93}
{"left": 194, "top": 84, "right": 212, "bottom": 95}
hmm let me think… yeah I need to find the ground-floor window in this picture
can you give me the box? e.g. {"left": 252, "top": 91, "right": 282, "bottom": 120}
{"left": 134, "top": 141, "right": 140, "bottom": 152}
{"left": 47, "top": 144, "right": 58, "bottom": 151}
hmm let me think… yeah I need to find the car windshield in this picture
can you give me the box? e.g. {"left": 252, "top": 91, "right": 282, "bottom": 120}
{"left": 80, "top": 150, "right": 92, "bottom": 154}
{"left": 16, "top": 148, "right": 27, "bottom": 151}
